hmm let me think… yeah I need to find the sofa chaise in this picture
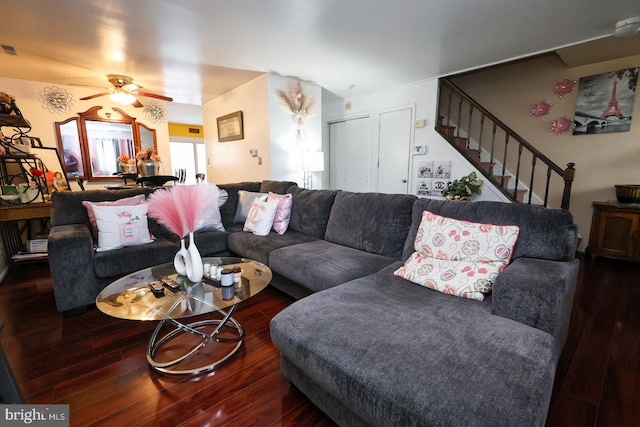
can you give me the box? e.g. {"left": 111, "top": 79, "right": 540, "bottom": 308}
{"left": 269, "top": 197, "right": 578, "bottom": 427}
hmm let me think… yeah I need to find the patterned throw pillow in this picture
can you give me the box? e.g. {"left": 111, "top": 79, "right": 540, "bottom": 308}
{"left": 267, "top": 192, "right": 293, "bottom": 235}
{"left": 243, "top": 200, "right": 279, "bottom": 236}
{"left": 394, "top": 210, "right": 520, "bottom": 300}
{"left": 83, "top": 194, "right": 147, "bottom": 243}
{"left": 92, "top": 203, "right": 154, "bottom": 252}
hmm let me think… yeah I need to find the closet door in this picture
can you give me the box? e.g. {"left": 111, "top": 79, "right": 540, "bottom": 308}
{"left": 377, "top": 107, "right": 412, "bottom": 194}
{"left": 329, "top": 116, "right": 371, "bottom": 192}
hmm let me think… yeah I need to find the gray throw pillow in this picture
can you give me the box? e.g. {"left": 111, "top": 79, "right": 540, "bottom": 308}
{"left": 233, "top": 190, "right": 267, "bottom": 223}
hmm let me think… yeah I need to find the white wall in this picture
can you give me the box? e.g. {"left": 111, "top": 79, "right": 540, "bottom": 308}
{"left": 322, "top": 79, "right": 508, "bottom": 201}
{"left": 203, "top": 74, "right": 271, "bottom": 184}
{"left": 268, "top": 74, "right": 322, "bottom": 187}
{"left": 203, "top": 73, "right": 321, "bottom": 188}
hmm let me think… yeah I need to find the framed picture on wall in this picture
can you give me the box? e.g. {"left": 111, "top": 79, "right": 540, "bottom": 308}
{"left": 216, "top": 111, "right": 244, "bottom": 142}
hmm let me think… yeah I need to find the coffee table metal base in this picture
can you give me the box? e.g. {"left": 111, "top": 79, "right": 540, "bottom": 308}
{"left": 146, "top": 305, "right": 244, "bottom": 375}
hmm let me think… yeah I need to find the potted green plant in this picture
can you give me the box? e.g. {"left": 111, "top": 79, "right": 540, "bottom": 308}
{"left": 441, "top": 171, "right": 483, "bottom": 201}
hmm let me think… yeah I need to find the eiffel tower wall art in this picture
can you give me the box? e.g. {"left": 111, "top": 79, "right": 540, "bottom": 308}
{"left": 573, "top": 67, "right": 638, "bottom": 135}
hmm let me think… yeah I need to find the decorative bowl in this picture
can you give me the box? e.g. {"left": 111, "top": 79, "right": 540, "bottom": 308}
{"left": 615, "top": 184, "right": 640, "bottom": 204}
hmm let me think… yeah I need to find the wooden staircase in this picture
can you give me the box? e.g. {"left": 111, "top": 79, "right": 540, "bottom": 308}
{"left": 438, "top": 117, "right": 527, "bottom": 202}
{"left": 436, "top": 78, "right": 575, "bottom": 209}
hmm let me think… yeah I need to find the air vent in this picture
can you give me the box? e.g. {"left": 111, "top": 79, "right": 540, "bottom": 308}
{"left": 188, "top": 128, "right": 200, "bottom": 134}
{"left": 1, "top": 45, "right": 17, "bottom": 55}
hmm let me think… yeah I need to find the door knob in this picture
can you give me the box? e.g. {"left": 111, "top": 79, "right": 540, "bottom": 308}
{"left": 401, "top": 179, "right": 407, "bottom": 183}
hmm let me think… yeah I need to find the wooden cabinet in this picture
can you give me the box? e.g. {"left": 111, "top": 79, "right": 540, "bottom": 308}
{"left": 588, "top": 202, "right": 640, "bottom": 261}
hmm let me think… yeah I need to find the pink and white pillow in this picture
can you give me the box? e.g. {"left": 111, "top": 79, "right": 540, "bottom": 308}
{"left": 394, "top": 210, "right": 520, "bottom": 300}
{"left": 267, "top": 192, "right": 293, "bottom": 235}
{"left": 243, "top": 200, "right": 279, "bottom": 236}
{"left": 83, "top": 194, "right": 147, "bottom": 242}
{"left": 92, "top": 203, "right": 154, "bottom": 252}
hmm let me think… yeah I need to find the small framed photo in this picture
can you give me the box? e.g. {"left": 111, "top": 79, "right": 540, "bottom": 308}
{"left": 217, "top": 111, "right": 244, "bottom": 142}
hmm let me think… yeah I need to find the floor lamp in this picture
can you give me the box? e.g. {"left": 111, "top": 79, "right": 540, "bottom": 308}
{"left": 303, "top": 151, "right": 324, "bottom": 189}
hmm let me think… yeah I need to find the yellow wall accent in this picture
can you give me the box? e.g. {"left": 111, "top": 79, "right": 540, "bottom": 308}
{"left": 168, "top": 123, "right": 205, "bottom": 138}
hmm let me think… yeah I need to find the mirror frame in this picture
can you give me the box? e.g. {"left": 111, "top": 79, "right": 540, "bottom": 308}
{"left": 55, "top": 106, "right": 158, "bottom": 182}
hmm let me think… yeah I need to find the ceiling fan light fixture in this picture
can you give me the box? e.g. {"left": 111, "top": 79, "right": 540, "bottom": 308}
{"left": 613, "top": 17, "right": 640, "bottom": 38}
{"left": 110, "top": 89, "right": 136, "bottom": 105}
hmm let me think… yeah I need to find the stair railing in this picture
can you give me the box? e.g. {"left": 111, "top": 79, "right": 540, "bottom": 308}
{"left": 436, "top": 77, "right": 575, "bottom": 210}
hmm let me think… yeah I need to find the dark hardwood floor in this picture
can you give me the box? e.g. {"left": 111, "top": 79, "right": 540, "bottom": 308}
{"left": 0, "top": 255, "right": 638, "bottom": 426}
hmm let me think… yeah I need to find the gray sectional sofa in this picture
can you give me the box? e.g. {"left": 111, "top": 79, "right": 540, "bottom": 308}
{"left": 47, "top": 179, "right": 579, "bottom": 426}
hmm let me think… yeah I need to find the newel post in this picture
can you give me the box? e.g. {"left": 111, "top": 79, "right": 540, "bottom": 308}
{"left": 561, "top": 162, "right": 575, "bottom": 210}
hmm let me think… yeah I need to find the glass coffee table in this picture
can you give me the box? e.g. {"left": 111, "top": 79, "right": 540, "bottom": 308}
{"left": 96, "top": 257, "right": 272, "bottom": 375}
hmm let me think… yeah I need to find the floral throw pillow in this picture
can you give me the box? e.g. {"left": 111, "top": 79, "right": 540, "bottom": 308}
{"left": 394, "top": 210, "right": 520, "bottom": 300}
{"left": 243, "top": 200, "right": 279, "bottom": 236}
{"left": 267, "top": 192, "right": 293, "bottom": 235}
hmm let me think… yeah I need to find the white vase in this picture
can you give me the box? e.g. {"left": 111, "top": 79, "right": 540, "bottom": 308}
{"left": 174, "top": 238, "right": 188, "bottom": 276}
{"left": 185, "top": 232, "right": 203, "bottom": 282}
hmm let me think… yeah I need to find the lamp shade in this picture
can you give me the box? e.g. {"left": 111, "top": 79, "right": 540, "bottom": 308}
{"left": 303, "top": 151, "right": 324, "bottom": 172}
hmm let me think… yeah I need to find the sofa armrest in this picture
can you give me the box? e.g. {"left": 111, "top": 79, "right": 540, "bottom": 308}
{"left": 491, "top": 257, "right": 579, "bottom": 349}
{"left": 48, "top": 224, "right": 97, "bottom": 312}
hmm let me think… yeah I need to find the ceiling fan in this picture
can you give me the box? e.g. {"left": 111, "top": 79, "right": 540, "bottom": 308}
{"left": 79, "top": 74, "right": 173, "bottom": 108}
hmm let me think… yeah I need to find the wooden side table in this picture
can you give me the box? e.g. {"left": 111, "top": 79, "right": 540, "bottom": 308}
{"left": 0, "top": 202, "right": 52, "bottom": 263}
{"left": 588, "top": 201, "right": 640, "bottom": 262}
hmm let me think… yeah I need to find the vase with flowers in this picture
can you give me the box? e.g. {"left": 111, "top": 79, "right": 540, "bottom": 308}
{"left": 147, "top": 184, "right": 226, "bottom": 282}
{"left": 116, "top": 154, "right": 137, "bottom": 174}
{"left": 136, "top": 148, "right": 161, "bottom": 176}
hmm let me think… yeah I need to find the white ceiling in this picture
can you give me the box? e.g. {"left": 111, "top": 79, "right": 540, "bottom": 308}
{"left": 2, "top": 0, "right": 640, "bottom": 124}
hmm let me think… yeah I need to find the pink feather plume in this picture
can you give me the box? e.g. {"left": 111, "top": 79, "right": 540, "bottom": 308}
{"left": 146, "top": 184, "right": 223, "bottom": 237}
{"left": 147, "top": 189, "right": 187, "bottom": 237}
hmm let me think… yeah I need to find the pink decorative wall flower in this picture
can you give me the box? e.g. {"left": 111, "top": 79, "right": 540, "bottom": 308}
{"left": 530, "top": 100, "right": 551, "bottom": 119}
{"left": 552, "top": 78, "right": 576, "bottom": 97}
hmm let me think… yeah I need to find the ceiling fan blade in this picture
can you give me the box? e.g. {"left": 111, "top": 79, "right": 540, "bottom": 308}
{"left": 132, "top": 99, "right": 144, "bottom": 108}
{"left": 80, "top": 92, "right": 111, "bottom": 101}
{"left": 137, "top": 91, "right": 173, "bottom": 102}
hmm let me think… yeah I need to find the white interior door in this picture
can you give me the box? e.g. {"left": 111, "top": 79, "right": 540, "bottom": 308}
{"left": 329, "top": 117, "right": 371, "bottom": 191}
{"left": 377, "top": 108, "right": 412, "bottom": 194}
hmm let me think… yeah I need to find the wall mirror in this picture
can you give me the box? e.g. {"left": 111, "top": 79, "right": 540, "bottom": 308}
{"left": 55, "top": 106, "right": 157, "bottom": 181}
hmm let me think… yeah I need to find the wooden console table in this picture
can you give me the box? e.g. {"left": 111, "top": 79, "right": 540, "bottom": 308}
{"left": 0, "top": 202, "right": 52, "bottom": 263}
{"left": 588, "top": 201, "right": 640, "bottom": 262}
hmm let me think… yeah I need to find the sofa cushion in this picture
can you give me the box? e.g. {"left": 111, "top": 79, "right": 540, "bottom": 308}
{"left": 394, "top": 210, "right": 520, "bottom": 300}
{"left": 271, "top": 264, "right": 557, "bottom": 427}
{"left": 260, "top": 180, "right": 298, "bottom": 194}
{"left": 325, "top": 191, "right": 416, "bottom": 259}
{"left": 287, "top": 187, "right": 339, "bottom": 239}
{"left": 93, "top": 236, "right": 179, "bottom": 278}
{"left": 228, "top": 229, "right": 319, "bottom": 265}
{"left": 403, "top": 199, "right": 576, "bottom": 262}
{"left": 51, "top": 188, "right": 154, "bottom": 228}
{"left": 269, "top": 240, "right": 396, "bottom": 293}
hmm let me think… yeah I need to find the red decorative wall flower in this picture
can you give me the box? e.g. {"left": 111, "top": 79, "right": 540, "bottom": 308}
{"left": 530, "top": 100, "right": 551, "bottom": 119}
{"left": 552, "top": 78, "right": 576, "bottom": 97}
{"left": 550, "top": 116, "right": 573, "bottom": 135}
